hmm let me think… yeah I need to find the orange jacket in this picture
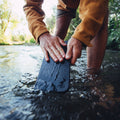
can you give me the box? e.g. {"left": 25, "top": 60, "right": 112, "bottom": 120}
{"left": 24, "top": 0, "right": 108, "bottom": 46}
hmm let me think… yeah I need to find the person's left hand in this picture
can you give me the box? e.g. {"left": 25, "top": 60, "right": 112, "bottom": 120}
{"left": 66, "top": 37, "right": 82, "bottom": 64}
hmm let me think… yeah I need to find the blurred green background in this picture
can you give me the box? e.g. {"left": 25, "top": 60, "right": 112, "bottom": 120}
{"left": 0, "top": 0, "right": 120, "bottom": 50}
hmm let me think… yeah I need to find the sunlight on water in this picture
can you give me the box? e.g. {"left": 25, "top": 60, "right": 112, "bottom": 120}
{"left": 0, "top": 46, "right": 120, "bottom": 120}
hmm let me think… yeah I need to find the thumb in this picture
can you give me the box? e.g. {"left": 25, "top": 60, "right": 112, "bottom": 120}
{"left": 58, "top": 38, "right": 67, "bottom": 46}
{"left": 66, "top": 45, "right": 72, "bottom": 60}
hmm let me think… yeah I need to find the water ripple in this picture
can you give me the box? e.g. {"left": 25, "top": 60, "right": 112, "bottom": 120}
{"left": 0, "top": 46, "right": 120, "bottom": 120}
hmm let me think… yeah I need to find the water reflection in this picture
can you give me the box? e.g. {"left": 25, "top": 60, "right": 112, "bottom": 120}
{"left": 0, "top": 46, "right": 120, "bottom": 120}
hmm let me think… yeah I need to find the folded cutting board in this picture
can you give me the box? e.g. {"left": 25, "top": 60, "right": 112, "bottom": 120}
{"left": 35, "top": 42, "right": 70, "bottom": 92}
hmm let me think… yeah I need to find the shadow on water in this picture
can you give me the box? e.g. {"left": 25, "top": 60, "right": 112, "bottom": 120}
{"left": 0, "top": 46, "right": 120, "bottom": 120}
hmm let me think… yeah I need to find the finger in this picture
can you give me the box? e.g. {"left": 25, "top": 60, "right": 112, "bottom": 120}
{"left": 58, "top": 38, "right": 67, "bottom": 46}
{"left": 55, "top": 41, "right": 66, "bottom": 58}
{"left": 47, "top": 47, "right": 58, "bottom": 62}
{"left": 51, "top": 45, "right": 64, "bottom": 62}
{"left": 66, "top": 45, "right": 73, "bottom": 60}
{"left": 71, "top": 47, "right": 78, "bottom": 65}
{"left": 71, "top": 46, "right": 81, "bottom": 64}
{"left": 42, "top": 48, "right": 49, "bottom": 62}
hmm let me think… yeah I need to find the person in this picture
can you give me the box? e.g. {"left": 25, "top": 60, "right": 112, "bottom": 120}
{"left": 23, "top": 0, "right": 108, "bottom": 74}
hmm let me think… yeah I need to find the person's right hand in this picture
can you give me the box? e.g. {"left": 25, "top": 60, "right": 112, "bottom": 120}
{"left": 39, "top": 33, "right": 67, "bottom": 62}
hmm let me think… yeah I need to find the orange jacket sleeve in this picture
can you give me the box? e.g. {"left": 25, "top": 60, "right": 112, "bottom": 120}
{"left": 57, "top": 0, "right": 108, "bottom": 47}
{"left": 23, "top": 0, "right": 49, "bottom": 43}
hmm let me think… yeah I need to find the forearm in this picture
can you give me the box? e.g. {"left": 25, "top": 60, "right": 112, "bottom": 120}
{"left": 23, "top": 0, "right": 49, "bottom": 42}
{"left": 72, "top": 0, "right": 108, "bottom": 47}
{"left": 55, "top": 15, "right": 72, "bottom": 40}
{"left": 56, "top": 0, "right": 79, "bottom": 40}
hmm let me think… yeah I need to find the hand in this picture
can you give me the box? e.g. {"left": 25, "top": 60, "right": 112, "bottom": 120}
{"left": 39, "top": 33, "right": 67, "bottom": 62}
{"left": 66, "top": 37, "right": 82, "bottom": 64}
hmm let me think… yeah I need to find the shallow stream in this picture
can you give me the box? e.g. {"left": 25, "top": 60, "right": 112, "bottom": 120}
{"left": 0, "top": 45, "right": 120, "bottom": 120}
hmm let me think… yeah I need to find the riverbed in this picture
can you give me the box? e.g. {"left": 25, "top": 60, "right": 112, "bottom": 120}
{"left": 0, "top": 45, "right": 120, "bottom": 120}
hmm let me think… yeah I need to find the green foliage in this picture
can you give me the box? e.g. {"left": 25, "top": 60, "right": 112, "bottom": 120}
{"left": 109, "top": 0, "right": 120, "bottom": 15}
{"left": 0, "top": 0, "right": 20, "bottom": 45}
{"left": 24, "top": 37, "right": 36, "bottom": 44}
{"left": 108, "top": 0, "right": 120, "bottom": 50}
{"left": 0, "top": 0, "right": 11, "bottom": 33}
{"left": 65, "top": 9, "right": 81, "bottom": 41}
{"left": 29, "top": 38, "right": 36, "bottom": 43}
{"left": 107, "top": 16, "right": 120, "bottom": 50}
{"left": 0, "top": 0, "right": 11, "bottom": 43}
{"left": 12, "top": 34, "right": 25, "bottom": 42}
{"left": 0, "top": 0, "right": 119, "bottom": 48}
{"left": 45, "top": 7, "right": 56, "bottom": 34}
{"left": 46, "top": 15, "right": 55, "bottom": 33}
{"left": 19, "top": 35, "right": 25, "bottom": 41}
{"left": 65, "top": 0, "right": 120, "bottom": 50}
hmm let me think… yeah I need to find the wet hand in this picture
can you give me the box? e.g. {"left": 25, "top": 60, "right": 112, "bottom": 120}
{"left": 66, "top": 37, "right": 82, "bottom": 64}
{"left": 39, "top": 33, "right": 67, "bottom": 62}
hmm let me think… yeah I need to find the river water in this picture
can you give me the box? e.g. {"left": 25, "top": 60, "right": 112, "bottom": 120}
{"left": 0, "top": 45, "right": 120, "bottom": 120}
